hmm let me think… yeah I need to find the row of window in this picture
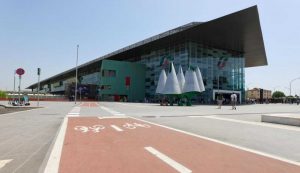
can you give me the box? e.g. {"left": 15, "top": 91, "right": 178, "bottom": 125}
{"left": 102, "top": 70, "right": 116, "bottom": 77}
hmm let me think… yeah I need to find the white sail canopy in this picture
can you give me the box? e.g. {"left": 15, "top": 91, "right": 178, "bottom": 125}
{"left": 155, "top": 69, "right": 167, "bottom": 94}
{"left": 162, "top": 62, "right": 181, "bottom": 94}
{"left": 177, "top": 65, "right": 185, "bottom": 91}
{"left": 196, "top": 66, "right": 205, "bottom": 92}
{"left": 182, "top": 68, "right": 201, "bottom": 93}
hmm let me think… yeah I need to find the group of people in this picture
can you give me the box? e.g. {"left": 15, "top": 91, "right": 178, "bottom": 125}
{"left": 217, "top": 93, "right": 237, "bottom": 110}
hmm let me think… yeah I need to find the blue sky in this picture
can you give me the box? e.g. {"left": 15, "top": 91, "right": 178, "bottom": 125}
{"left": 1, "top": 0, "right": 300, "bottom": 95}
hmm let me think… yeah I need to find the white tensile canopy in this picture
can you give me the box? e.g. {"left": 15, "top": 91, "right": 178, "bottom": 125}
{"left": 162, "top": 62, "right": 181, "bottom": 94}
{"left": 155, "top": 69, "right": 167, "bottom": 94}
{"left": 177, "top": 65, "right": 185, "bottom": 91}
{"left": 182, "top": 68, "right": 201, "bottom": 93}
{"left": 196, "top": 66, "right": 205, "bottom": 92}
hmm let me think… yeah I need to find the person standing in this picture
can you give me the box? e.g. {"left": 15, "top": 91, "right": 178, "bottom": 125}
{"left": 231, "top": 93, "right": 237, "bottom": 110}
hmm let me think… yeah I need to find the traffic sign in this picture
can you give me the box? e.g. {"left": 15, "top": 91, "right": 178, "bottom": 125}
{"left": 16, "top": 68, "right": 25, "bottom": 76}
{"left": 37, "top": 68, "right": 41, "bottom": 75}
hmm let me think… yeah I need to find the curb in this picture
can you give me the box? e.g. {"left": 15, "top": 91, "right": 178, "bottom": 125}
{"left": 38, "top": 117, "right": 68, "bottom": 173}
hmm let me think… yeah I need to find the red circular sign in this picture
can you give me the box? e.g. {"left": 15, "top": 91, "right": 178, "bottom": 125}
{"left": 16, "top": 68, "right": 25, "bottom": 76}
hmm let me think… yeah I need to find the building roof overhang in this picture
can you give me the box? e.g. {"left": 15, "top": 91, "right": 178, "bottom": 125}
{"left": 27, "top": 5, "right": 267, "bottom": 89}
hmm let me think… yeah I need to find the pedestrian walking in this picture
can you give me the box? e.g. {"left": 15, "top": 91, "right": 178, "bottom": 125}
{"left": 231, "top": 93, "right": 237, "bottom": 110}
{"left": 217, "top": 94, "right": 224, "bottom": 109}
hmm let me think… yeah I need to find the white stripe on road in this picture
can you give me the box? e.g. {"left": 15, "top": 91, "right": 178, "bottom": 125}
{"left": 67, "top": 107, "right": 81, "bottom": 117}
{"left": 100, "top": 106, "right": 126, "bottom": 116}
{"left": 68, "top": 113, "right": 79, "bottom": 115}
{"left": 98, "top": 116, "right": 127, "bottom": 119}
{"left": 189, "top": 115, "right": 300, "bottom": 132}
{"left": 145, "top": 147, "right": 192, "bottom": 173}
{"left": 0, "top": 159, "right": 12, "bottom": 169}
{"left": 110, "top": 125, "right": 124, "bottom": 132}
{"left": 44, "top": 117, "right": 68, "bottom": 173}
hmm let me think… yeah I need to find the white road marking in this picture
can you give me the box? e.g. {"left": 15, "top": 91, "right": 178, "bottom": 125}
{"left": 0, "top": 159, "right": 12, "bottom": 169}
{"left": 98, "top": 116, "right": 127, "bottom": 119}
{"left": 130, "top": 116, "right": 300, "bottom": 167}
{"left": 67, "top": 107, "right": 81, "bottom": 117}
{"left": 110, "top": 125, "right": 124, "bottom": 132}
{"left": 0, "top": 107, "right": 44, "bottom": 117}
{"left": 145, "top": 147, "right": 192, "bottom": 173}
{"left": 190, "top": 115, "right": 300, "bottom": 132}
{"left": 100, "top": 106, "right": 126, "bottom": 116}
{"left": 44, "top": 117, "right": 68, "bottom": 173}
{"left": 67, "top": 113, "right": 79, "bottom": 115}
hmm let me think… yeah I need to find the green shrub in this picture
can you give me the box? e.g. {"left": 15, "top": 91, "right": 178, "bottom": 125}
{"left": 0, "top": 90, "right": 7, "bottom": 98}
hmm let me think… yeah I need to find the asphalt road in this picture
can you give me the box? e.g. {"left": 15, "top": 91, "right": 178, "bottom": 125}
{"left": 0, "top": 101, "right": 300, "bottom": 172}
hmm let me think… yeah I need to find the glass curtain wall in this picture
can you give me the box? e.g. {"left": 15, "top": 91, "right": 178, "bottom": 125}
{"left": 139, "top": 41, "right": 245, "bottom": 103}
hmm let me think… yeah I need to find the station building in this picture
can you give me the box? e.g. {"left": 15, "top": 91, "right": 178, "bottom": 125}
{"left": 27, "top": 6, "right": 267, "bottom": 103}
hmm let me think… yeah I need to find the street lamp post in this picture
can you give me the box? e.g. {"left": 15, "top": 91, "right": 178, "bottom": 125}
{"left": 75, "top": 45, "right": 79, "bottom": 104}
{"left": 289, "top": 77, "right": 300, "bottom": 96}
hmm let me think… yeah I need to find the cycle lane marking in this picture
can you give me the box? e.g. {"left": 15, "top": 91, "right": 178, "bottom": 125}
{"left": 100, "top": 106, "right": 125, "bottom": 116}
{"left": 0, "top": 159, "right": 13, "bottom": 169}
{"left": 59, "top": 117, "right": 177, "bottom": 173}
{"left": 67, "top": 107, "right": 80, "bottom": 117}
{"left": 145, "top": 146, "right": 192, "bottom": 173}
{"left": 44, "top": 117, "right": 68, "bottom": 173}
{"left": 110, "top": 125, "right": 124, "bottom": 132}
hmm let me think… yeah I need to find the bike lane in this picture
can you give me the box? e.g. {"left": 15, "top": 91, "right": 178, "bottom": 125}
{"left": 58, "top": 117, "right": 300, "bottom": 173}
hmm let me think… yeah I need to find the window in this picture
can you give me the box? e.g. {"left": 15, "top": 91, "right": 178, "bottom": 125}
{"left": 102, "top": 70, "right": 116, "bottom": 77}
{"left": 100, "top": 85, "right": 111, "bottom": 90}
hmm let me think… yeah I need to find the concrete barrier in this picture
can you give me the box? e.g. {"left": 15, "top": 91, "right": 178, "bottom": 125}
{"left": 262, "top": 114, "right": 300, "bottom": 127}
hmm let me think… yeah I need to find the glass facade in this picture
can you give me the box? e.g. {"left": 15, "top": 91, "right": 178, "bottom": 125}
{"left": 139, "top": 41, "right": 245, "bottom": 103}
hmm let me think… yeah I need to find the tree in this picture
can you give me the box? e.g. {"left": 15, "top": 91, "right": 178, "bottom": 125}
{"left": 272, "top": 91, "right": 285, "bottom": 98}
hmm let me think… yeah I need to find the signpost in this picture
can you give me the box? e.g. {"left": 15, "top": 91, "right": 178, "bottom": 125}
{"left": 16, "top": 68, "right": 25, "bottom": 105}
{"left": 37, "top": 68, "right": 41, "bottom": 107}
{"left": 75, "top": 45, "right": 79, "bottom": 104}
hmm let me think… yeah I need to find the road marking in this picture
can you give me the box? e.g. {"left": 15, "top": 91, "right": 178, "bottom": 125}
{"left": 130, "top": 116, "right": 300, "bottom": 167}
{"left": 0, "top": 107, "right": 44, "bottom": 117}
{"left": 74, "top": 125, "right": 105, "bottom": 133}
{"left": 68, "top": 113, "right": 79, "bottom": 115}
{"left": 67, "top": 107, "right": 80, "bottom": 117}
{"left": 123, "top": 122, "right": 151, "bottom": 129}
{"left": 144, "top": 147, "right": 192, "bottom": 173}
{"left": 100, "top": 106, "right": 126, "bottom": 116}
{"left": 98, "top": 116, "right": 127, "bottom": 119}
{"left": 0, "top": 159, "right": 12, "bottom": 169}
{"left": 110, "top": 125, "right": 124, "bottom": 132}
{"left": 44, "top": 117, "right": 68, "bottom": 173}
{"left": 189, "top": 115, "right": 300, "bottom": 132}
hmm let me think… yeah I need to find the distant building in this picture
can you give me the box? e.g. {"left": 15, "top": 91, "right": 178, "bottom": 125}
{"left": 246, "top": 88, "right": 272, "bottom": 100}
{"left": 27, "top": 6, "right": 267, "bottom": 103}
